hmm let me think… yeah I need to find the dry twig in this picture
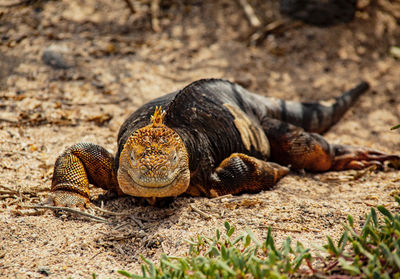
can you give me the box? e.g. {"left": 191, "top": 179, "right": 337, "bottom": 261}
{"left": 89, "top": 204, "right": 148, "bottom": 228}
{"left": 22, "top": 204, "right": 109, "bottom": 223}
{"left": 62, "top": 97, "right": 131, "bottom": 107}
{"left": 248, "top": 19, "right": 288, "bottom": 45}
{"left": 236, "top": 0, "right": 261, "bottom": 29}
{"left": 151, "top": 0, "right": 161, "bottom": 32}
{"left": 89, "top": 204, "right": 143, "bottom": 227}
{"left": 350, "top": 165, "right": 377, "bottom": 180}
{"left": 0, "top": 0, "right": 41, "bottom": 8}
{"left": 0, "top": 117, "right": 17, "bottom": 124}
{"left": 211, "top": 194, "right": 233, "bottom": 201}
{"left": 189, "top": 203, "right": 211, "bottom": 219}
{"left": 0, "top": 185, "right": 18, "bottom": 194}
{"left": 90, "top": 204, "right": 129, "bottom": 216}
{"left": 122, "top": 0, "right": 136, "bottom": 15}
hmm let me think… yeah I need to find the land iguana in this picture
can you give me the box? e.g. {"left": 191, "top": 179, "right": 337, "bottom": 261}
{"left": 50, "top": 79, "right": 400, "bottom": 207}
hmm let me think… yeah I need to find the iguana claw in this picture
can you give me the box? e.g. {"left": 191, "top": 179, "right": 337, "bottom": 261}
{"left": 332, "top": 145, "right": 400, "bottom": 171}
{"left": 47, "top": 190, "right": 90, "bottom": 209}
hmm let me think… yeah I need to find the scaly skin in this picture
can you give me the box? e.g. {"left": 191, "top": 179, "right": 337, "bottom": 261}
{"left": 117, "top": 107, "right": 190, "bottom": 198}
{"left": 50, "top": 143, "right": 118, "bottom": 207}
{"left": 50, "top": 107, "right": 190, "bottom": 207}
{"left": 50, "top": 79, "right": 400, "bottom": 207}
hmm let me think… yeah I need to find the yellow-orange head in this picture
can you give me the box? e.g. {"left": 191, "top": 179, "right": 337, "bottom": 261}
{"left": 118, "top": 107, "right": 190, "bottom": 198}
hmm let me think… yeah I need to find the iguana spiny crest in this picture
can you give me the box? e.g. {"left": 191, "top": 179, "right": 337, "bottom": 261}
{"left": 117, "top": 107, "right": 190, "bottom": 198}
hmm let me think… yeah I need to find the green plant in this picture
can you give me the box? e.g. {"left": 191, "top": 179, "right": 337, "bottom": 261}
{"left": 117, "top": 197, "right": 400, "bottom": 278}
{"left": 119, "top": 222, "right": 312, "bottom": 278}
{"left": 321, "top": 197, "right": 400, "bottom": 278}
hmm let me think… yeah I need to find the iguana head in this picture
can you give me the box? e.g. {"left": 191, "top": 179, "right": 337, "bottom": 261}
{"left": 118, "top": 107, "right": 190, "bottom": 198}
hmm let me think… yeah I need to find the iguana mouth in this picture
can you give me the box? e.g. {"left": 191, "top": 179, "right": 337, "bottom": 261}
{"left": 117, "top": 165, "right": 190, "bottom": 198}
{"left": 128, "top": 169, "right": 186, "bottom": 189}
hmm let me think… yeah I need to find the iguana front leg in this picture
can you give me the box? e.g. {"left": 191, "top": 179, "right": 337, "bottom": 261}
{"left": 190, "top": 153, "right": 289, "bottom": 197}
{"left": 50, "top": 143, "right": 119, "bottom": 208}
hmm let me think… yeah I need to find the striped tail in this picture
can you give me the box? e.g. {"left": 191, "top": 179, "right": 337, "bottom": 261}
{"left": 278, "top": 81, "right": 370, "bottom": 134}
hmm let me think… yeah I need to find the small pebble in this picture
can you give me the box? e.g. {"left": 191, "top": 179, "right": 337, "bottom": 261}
{"left": 42, "top": 45, "right": 74, "bottom": 69}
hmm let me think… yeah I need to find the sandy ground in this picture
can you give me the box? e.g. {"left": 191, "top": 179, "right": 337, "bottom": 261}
{"left": 0, "top": 0, "right": 399, "bottom": 278}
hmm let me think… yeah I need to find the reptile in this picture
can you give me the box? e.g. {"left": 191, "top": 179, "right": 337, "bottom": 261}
{"left": 50, "top": 78, "right": 400, "bottom": 207}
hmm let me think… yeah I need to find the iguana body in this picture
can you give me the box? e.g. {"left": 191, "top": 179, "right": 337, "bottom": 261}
{"left": 51, "top": 79, "right": 399, "bottom": 207}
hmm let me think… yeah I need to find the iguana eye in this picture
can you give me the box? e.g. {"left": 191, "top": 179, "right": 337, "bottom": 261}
{"left": 130, "top": 150, "right": 137, "bottom": 165}
{"left": 171, "top": 151, "right": 178, "bottom": 164}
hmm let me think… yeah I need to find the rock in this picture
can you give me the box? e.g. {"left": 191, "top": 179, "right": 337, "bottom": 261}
{"left": 42, "top": 44, "right": 74, "bottom": 69}
{"left": 280, "top": 0, "right": 358, "bottom": 26}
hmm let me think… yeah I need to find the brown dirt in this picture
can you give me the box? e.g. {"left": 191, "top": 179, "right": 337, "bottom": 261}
{"left": 0, "top": 0, "right": 399, "bottom": 278}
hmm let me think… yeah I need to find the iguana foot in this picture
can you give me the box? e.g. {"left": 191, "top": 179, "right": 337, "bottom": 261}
{"left": 332, "top": 145, "right": 400, "bottom": 170}
{"left": 207, "top": 153, "right": 289, "bottom": 196}
{"left": 47, "top": 190, "right": 90, "bottom": 209}
{"left": 51, "top": 143, "right": 119, "bottom": 208}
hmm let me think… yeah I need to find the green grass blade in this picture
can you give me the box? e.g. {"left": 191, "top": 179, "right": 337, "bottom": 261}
{"left": 378, "top": 205, "right": 394, "bottom": 221}
{"left": 245, "top": 228, "right": 261, "bottom": 247}
{"left": 338, "top": 258, "right": 361, "bottom": 275}
{"left": 391, "top": 124, "right": 400, "bottom": 130}
{"left": 327, "top": 236, "right": 339, "bottom": 256}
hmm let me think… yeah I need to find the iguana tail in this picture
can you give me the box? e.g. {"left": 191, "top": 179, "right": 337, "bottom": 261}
{"left": 276, "top": 81, "right": 370, "bottom": 134}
